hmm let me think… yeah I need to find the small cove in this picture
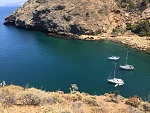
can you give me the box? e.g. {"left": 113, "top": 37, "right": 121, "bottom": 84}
{"left": 0, "top": 6, "right": 150, "bottom": 99}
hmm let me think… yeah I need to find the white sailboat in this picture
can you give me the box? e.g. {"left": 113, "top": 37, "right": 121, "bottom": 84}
{"left": 107, "top": 56, "right": 120, "bottom": 60}
{"left": 107, "top": 63, "right": 124, "bottom": 87}
{"left": 119, "top": 51, "right": 135, "bottom": 70}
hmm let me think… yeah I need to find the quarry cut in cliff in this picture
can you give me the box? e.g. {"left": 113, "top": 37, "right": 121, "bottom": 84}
{"left": 4, "top": 0, "right": 150, "bottom": 38}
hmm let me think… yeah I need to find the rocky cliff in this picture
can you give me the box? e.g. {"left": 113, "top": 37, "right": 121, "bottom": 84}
{"left": 4, "top": 0, "right": 150, "bottom": 38}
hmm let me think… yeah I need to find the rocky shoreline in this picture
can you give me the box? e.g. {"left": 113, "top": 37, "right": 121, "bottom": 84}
{"left": 48, "top": 32, "right": 150, "bottom": 53}
{"left": 79, "top": 33, "right": 150, "bottom": 53}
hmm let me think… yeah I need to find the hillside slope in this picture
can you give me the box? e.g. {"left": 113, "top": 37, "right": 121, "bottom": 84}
{"left": 4, "top": 0, "right": 150, "bottom": 38}
{"left": 0, "top": 85, "right": 150, "bottom": 113}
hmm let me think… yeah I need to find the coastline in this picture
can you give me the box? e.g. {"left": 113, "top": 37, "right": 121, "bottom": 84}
{"left": 79, "top": 33, "right": 150, "bottom": 53}
{"left": 48, "top": 32, "right": 150, "bottom": 53}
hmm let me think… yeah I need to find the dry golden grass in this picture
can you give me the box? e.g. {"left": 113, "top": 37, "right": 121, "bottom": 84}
{"left": 0, "top": 85, "right": 149, "bottom": 113}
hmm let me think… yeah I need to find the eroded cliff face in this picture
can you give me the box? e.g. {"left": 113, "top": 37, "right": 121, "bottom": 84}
{"left": 4, "top": 0, "right": 150, "bottom": 38}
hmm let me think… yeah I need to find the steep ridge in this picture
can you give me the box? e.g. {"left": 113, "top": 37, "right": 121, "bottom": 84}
{"left": 4, "top": 0, "right": 149, "bottom": 37}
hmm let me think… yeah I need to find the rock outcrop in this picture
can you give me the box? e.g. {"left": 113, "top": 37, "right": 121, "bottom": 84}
{"left": 4, "top": 0, "right": 149, "bottom": 38}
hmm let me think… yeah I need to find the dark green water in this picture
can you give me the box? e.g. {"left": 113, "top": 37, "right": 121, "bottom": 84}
{"left": 0, "top": 6, "right": 150, "bottom": 98}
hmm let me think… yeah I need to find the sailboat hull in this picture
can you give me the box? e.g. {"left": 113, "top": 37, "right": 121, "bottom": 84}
{"left": 119, "top": 65, "right": 134, "bottom": 70}
{"left": 107, "top": 63, "right": 124, "bottom": 86}
{"left": 107, "top": 56, "right": 120, "bottom": 60}
{"left": 107, "top": 78, "right": 124, "bottom": 85}
{"left": 120, "top": 51, "right": 135, "bottom": 70}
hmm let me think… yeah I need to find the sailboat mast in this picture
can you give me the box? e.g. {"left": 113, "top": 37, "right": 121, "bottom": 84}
{"left": 125, "top": 51, "right": 128, "bottom": 65}
{"left": 114, "top": 63, "right": 116, "bottom": 78}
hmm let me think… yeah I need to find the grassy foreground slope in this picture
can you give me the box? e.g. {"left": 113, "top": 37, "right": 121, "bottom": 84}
{"left": 0, "top": 85, "right": 150, "bottom": 113}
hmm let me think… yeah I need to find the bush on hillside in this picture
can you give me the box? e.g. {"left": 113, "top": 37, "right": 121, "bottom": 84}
{"left": 126, "top": 20, "right": 150, "bottom": 37}
{"left": 36, "top": 0, "right": 47, "bottom": 3}
{"left": 112, "top": 26, "right": 122, "bottom": 35}
{"left": 125, "top": 96, "right": 141, "bottom": 108}
{"left": 115, "top": 0, "right": 150, "bottom": 12}
{"left": 127, "top": 0, "right": 136, "bottom": 11}
{"left": 115, "top": 0, "right": 136, "bottom": 12}
{"left": 0, "top": 89, "right": 15, "bottom": 108}
{"left": 137, "top": 0, "right": 150, "bottom": 11}
{"left": 134, "top": 20, "right": 150, "bottom": 36}
{"left": 17, "top": 93, "right": 41, "bottom": 106}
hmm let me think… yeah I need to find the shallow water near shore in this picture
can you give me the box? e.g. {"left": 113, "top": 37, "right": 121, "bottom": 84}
{"left": 0, "top": 6, "right": 150, "bottom": 99}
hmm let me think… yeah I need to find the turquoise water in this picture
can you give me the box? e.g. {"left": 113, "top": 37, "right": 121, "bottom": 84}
{"left": 0, "top": 6, "right": 150, "bottom": 98}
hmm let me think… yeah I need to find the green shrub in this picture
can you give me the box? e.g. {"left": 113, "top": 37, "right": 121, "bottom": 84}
{"left": 112, "top": 26, "right": 121, "bottom": 35}
{"left": 36, "top": 0, "right": 40, "bottom": 3}
{"left": 126, "top": 23, "right": 135, "bottom": 30}
{"left": 115, "top": 0, "right": 136, "bottom": 12}
{"left": 85, "top": 12, "right": 90, "bottom": 17}
{"left": 133, "top": 20, "right": 150, "bottom": 36}
{"left": 36, "top": 0, "right": 47, "bottom": 3}
{"left": 126, "top": 21, "right": 150, "bottom": 37}
{"left": 140, "top": 0, "right": 149, "bottom": 7}
{"left": 93, "top": 29, "right": 102, "bottom": 35}
{"left": 127, "top": 1, "right": 136, "bottom": 11}
{"left": 98, "top": 10, "right": 103, "bottom": 14}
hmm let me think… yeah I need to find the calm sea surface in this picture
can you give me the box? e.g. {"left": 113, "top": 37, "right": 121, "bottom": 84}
{"left": 0, "top": 6, "right": 150, "bottom": 98}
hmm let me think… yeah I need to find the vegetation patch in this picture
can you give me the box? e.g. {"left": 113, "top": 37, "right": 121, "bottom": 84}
{"left": 126, "top": 20, "right": 150, "bottom": 37}
{"left": 115, "top": 0, "right": 136, "bottom": 12}
{"left": 125, "top": 96, "right": 142, "bottom": 108}
{"left": 35, "top": 0, "right": 47, "bottom": 3}
{"left": 85, "top": 12, "right": 90, "bottom": 17}
{"left": 0, "top": 89, "right": 15, "bottom": 108}
{"left": 0, "top": 84, "right": 149, "bottom": 112}
{"left": 17, "top": 93, "right": 41, "bottom": 106}
{"left": 115, "top": 0, "right": 150, "bottom": 12}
